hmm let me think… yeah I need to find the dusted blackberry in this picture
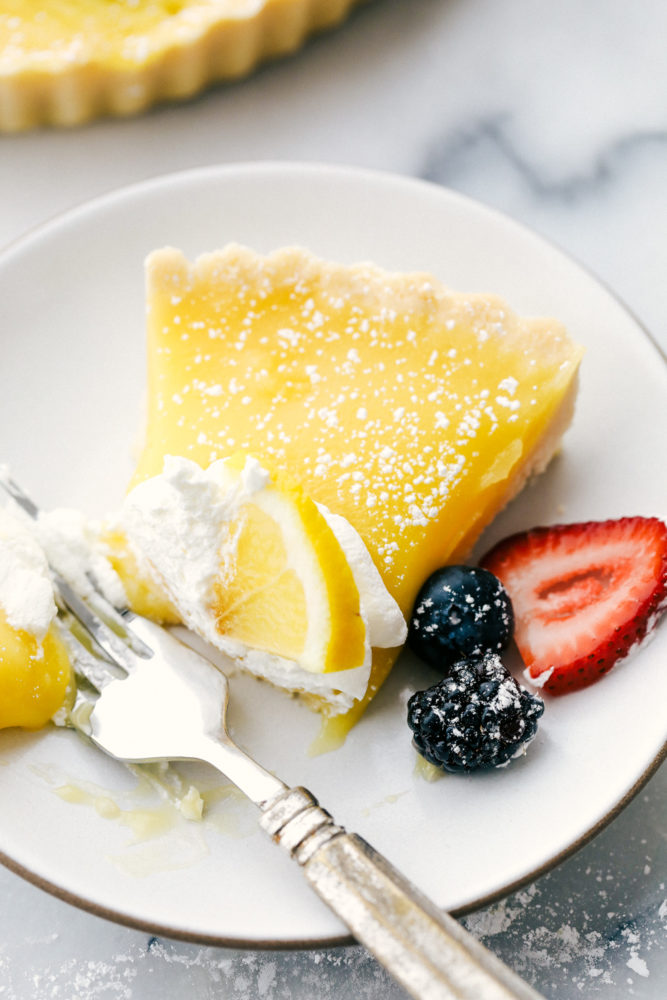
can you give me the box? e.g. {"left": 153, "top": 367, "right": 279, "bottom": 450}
{"left": 408, "top": 565, "right": 514, "bottom": 672}
{"left": 407, "top": 654, "right": 544, "bottom": 772}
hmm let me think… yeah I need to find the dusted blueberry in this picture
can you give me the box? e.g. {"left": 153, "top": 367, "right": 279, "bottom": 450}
{"left": 408, "top": 565, "right": 514, "bottom": 671}
{"left": 407, "top": 653, "right": 544, "bottom": 773}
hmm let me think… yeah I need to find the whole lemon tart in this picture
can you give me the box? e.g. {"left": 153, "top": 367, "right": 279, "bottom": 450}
{"left": 0, "top": 0, "right": 363, "bottom": 131}
{"left": 117, "top": 244, "right": 583, "bottom": 740}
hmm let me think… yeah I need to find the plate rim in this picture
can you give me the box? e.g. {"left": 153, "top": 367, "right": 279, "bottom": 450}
{"left": 0, "top": 743, "right": 665, "bottom": 950}
{"left": 2, "top": 158, "right": 666, "bottom": 369}
{"left": 1, "top": 160, "right": 665, "bottom": 949}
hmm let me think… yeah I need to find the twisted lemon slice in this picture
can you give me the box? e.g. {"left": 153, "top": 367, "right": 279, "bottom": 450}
{"left": 130, "top": 244, "right": 583, "bottom": 734}
{"left": 211, "top": 457, "right": 367, "bottom": 673}
{"left": 0, "top": 0, "right": 362, "bottom": 131}
{"left": 122, "top": 453, "right": 370, "bottom": 679}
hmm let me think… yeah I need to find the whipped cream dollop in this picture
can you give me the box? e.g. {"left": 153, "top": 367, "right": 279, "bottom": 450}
{"left": 120, "top": 456, "right": 406, "bottom": 710}
{"left": 0, "top": 507, "right": 56, "bottom": 640}
{"left": 0, "top": 499, "right": 127, "bottom": 641}
{"left": 35, "top": 507, "right": 128, "bottom": 610}
{"left": 120, "top": 456, "right": 264, "bottom": 643}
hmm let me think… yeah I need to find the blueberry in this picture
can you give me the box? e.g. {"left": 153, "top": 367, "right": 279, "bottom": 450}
{"left": 408, "top": 565, "right": 514, "bottom": 672}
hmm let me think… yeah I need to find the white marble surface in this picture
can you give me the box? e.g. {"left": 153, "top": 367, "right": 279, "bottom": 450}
{"left": 1, "top": 0, "right": 666, "bottom": 997}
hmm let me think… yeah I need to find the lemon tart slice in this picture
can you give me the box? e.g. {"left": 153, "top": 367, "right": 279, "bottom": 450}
{"left": 128, "top": 244, "right": 583, "bottom": 732}
{"left": 0, "top": 0, "right": 363, "bottom": 131}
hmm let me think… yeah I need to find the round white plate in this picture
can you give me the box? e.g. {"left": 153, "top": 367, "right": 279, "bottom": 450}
{"left": 0, "top": 163, "right": 665, "bottom": 947}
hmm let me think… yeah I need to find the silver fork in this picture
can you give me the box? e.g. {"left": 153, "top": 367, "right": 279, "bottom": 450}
{"left": 1, "top": 475, "right": 545, "bottom": 1000}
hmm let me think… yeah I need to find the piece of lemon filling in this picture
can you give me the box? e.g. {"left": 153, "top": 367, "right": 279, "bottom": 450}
{"left": 0, "top": 613, "right": 71, "bottom": 731}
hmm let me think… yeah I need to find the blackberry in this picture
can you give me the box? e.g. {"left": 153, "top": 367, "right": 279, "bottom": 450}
{"left": 407, "top": 653, "right": 544, "bottom": 772}
{"left": 408, "top": 565, "right": 514, "bottom": 672}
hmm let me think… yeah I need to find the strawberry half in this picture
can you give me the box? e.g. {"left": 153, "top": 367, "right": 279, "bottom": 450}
{"left": 480, "top": 517, "right": 667, "bottom": 694}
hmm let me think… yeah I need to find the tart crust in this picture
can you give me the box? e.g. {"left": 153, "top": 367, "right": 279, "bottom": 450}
{"left": 0, "top": 0, "right": 364, "bottom": 131}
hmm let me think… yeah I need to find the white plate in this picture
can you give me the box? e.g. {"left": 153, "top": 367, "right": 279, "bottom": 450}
{"left": 0, "top": 163, "right": 665, "bottom": 947}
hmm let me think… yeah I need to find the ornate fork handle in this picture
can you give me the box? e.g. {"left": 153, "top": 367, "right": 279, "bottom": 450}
{"left": 259, "top": 786, "right": 543, "bottom": 1000}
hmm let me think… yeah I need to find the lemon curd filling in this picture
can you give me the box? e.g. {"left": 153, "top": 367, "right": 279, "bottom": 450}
{"left": 0, "top": 0, "right": 363, "bottom": 130}
{"left": 0, "top": 615, "right": 71, "bottom": 730}
{"left": 2, "top": 1, "right": 252, "bottom": 70}
{"left": 128, "top": 244, "right": 583, "bottom": 730}
{"left": 102, "top": 526, "right": 180, "bottom": 625}
{"left": 122, "top": 452, "right": 376, "bottom": 686}
{"left": 0, "top": 508, "right": 73, "bottom": 729}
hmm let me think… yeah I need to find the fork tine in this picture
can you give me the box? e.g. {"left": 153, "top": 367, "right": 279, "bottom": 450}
{"left": 0, "top": 470, "right": 143, "bottom": 673}
{"left": 82, "top": 572, "right": 154, "bottom": 659}
{"left": 57, "top": 609, "right": 125, "bottom": 690}
{"left": 54, "top": 573, "right": 141, "bottom": 671}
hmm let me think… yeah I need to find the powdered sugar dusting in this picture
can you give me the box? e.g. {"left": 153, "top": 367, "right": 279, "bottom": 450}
{"left": 0, "top": 775, "right": 664, "bottom": 999}
{"left": 460, "top": 786, "right": 667, "bottom": 995}
{"left": 144, "top": 245, "right": 581, "bottom": 593}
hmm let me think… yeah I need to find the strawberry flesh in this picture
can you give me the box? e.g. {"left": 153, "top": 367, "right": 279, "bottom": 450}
{"left": 481, "top": 517, "right": 667, "bottom": 694}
